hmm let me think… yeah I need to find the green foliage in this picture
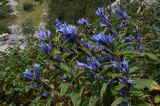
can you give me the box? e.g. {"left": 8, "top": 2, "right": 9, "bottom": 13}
{"left": 0, "top": 37, "right": 46, "bottom": 105}
{"left": 47, "top": 0, "right": 113, "bottom": 31}
{"left": 0, "top": 0, "right": 14, "bottom": 34}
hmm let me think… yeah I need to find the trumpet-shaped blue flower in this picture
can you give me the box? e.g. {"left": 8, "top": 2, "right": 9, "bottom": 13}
{"left": 77, "top": 56, "right": 100, "bottom": 72}
{"left": 125, "top": 35, "right": 133, "bottom": 42}
{"left": 96, "top": 7, "right": 105, "bottom": 17}
{"left": 122, "top": 60, "right": 129, "bottom": 74}
{"left": 115, "top": 7, "right": 128, "bottom": 20}
{"left": 38, "top": 30, "right": 51, "bottom": 41}
{"left": 77, "top": 18, "right": 89, "bottom": 27}
{"left": 83, "top": 42, "right": 93, "bottom": 50}
{"left": 40, "top": 42, "right": 53, "bottom": 54}
{"left": 113, "top": 60, "right": 122, "bottom": 71}
{"left": 92, "top": 32, "right": 113, "bottom": 45}
{"left": 34, "top": 63, "right": 40, "bottom": 80}
{"left": 59, "top": 24, "right": 79, "bottom": 41}
{"left": 55, "top": 18, "right": 62, "bottom": 30}
{"left": 24, "top": 69, "right": 33, "bottom": 80}
{"left": 96, "top": 7, "right": 112, "bottom": 27}
{"left": 120, "top": 88, "right": 127, "bottom": 96}
{"left": 41, "top": 91, "right": 49, "bottom": 97}
{"left": 136, "top": 33, "right": 142, "bottom": 43}
{"left": 138, "top": 43, "right": 143, "bottom": 53}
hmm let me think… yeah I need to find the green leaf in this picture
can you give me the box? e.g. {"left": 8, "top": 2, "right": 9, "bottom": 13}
{"left": 69, "top": 87, "right": 84, "bottom": 106}
{"left": 59, "top": 83, "right": 70, "bottom": 96}
{"left": 150, "top": 81, "right": 160, "bottom": 91}
{"left": 154, "top": 95, "right": 160, "bottom": 103}
{"left": 140, "top": 53, "right": 160, "bottom": 61}
{"left": 100, "top": 83, "right": 107, "bottom": 102}
{"left": 88, "top": 95, "right": 99, "bottom": 106}
{"left": 111, "top": 97, "right": 124, "bottom": 106}
{"left": 134, "top": 79, "right": 154, "bottom": 90}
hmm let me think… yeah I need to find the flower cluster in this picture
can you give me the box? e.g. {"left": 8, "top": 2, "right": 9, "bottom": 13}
{"left": 24, "top": 64, "right": 49, "bottom": 97}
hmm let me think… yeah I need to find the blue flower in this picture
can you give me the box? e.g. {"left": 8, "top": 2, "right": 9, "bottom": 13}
{"left": 96, "top": 7, "right": 105, "bottom": 17}
{"left": 99, "top": 16, "right": 112, "bottom": 27}
{"left": 100, "top": 76, "right": 105, "bottom": 81}
{"left": 59, "top": 24, "right": 79, "bottom": 41}
{"left": 120, "top": 88, "right": 127, "bottom": 96}
{"left": 127, "top": 80, "right": 134, "bottom": 88}
{"left": 32, "top": 83, "right": 39, "bottom": 88}
{"left": 136, "top": 33, "right": 142, "bottom": 43}
{"left": 41, "top": 91, "right": 49, "bottom": 97}
{"left": 99, "top": 54, "right": 115, "bottom": 61}
{"left": 92, "top": 32, "right": 113, "bottom": 45}
{"left": 55, "top": 18, "right": 62, "bottom": 30}
{"left": 122, "top": 60, "right": 129, "bottom": 74}
{"left": 40, "top": 42, "right": 53, "bottom": 54}
{"left": 115, "top": 7, "right": 128, "bottom": 20}
{"left": 34, "top": 63, "right": 40, "bottom": 80}
{"left": 77, "top": 18, "right": 89, "bottom": 27}
{"left": 83, "top": 42, "right": 93, "bottom": 50}
{"left": 24, "top": 69, "right": 33, "bottom": 80}
{"left": 116, "top": 21, "right": 126, "bottom": 33}
{"left": 138, "top": 43, "right": 143, "bottom": 53}
{"left": 113, "top": 60, "right": 122, "bottom": 71}
{"left": 96, "top": 7, "right": 112, "bottom": 27}
{"left": 77, "top": 56, "right": 100, "bottom": 72}
{"left": 38, "top": 30, "right": 51, "bottom": 41}
{"left": 126, "top": 35, "right": 133, "bottom": 42}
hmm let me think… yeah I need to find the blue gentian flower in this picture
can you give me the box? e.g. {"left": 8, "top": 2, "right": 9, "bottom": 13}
{"left": 96, "top": 7, "right": 112, "bottom": 27}
{"left": 116, "top": 21, "right": 126, "bottom": 32}
{"left": 103, "top": 48, "right": 112, "bottom": 53}
{"left": 122, "top": 60, "right": 129, "bottom": 74}
{"left": 113, "top": 60, "right": 122, "bottom": 71}
{"left": 96, "top": 7, "right": 105, "bottom": 17}
{"left": 115, "top": 7, "right": 128, "bottom": 20}
{"left": 100, "top": 76, "right": 105, "bottom": 81}
{"left": 119, "top": 77, "right": 134, "bottom": 88}
{"left": 77, "top": 56, "right": 100, "bottom": 72}
{"left": 41, "top": 91, "right": 49, "bottom": 97}
{"left": 127, "top": 80, "right": 134, "bottom": 88}
{"left": 40, "top": 42, "right": 48, "bottom": 54}
{"left": 120, "top": 88, "right": 127, "bottom": 96}
{"left": 24, "top": 69, "right": 33, "bottom": 80}
{"left": 34, "top": 63, "right": 40, "bottom": 80}
{"left": 77, "top": 18, "right": 89, "bottom": 27}
{"left": 55, "top": 18, "right": 62, "bottom": 30}
{"left": 99, "top": 16, "right": 112, "bottom": 27}
{"left": 99, "top": 54, "right": 115, "bottom": 61}
{"left": 32, "top": 83, "right": 39, "bottom": 88}
{"left": 59, "top": 24, "right": 79, "bottom": 41}
{"left": 138, "top": 43, "right": 143, "bottom": 53}
{"left": 136, "top": 33, "right": 142, "bottom": 43}
{"left": 38, "top": 30, "right": 51, "bottom": 41}
{"left": 126, "top": 35, "right": 133, "bottom": 42}
{"left": 40, "top": 42, "right": 53, "bottom": 54}
{"left": 92, "top": 32, "right": 113, "bottom": 45}
{"left": 83, "top": 42, "right": 93, "bottom": 50}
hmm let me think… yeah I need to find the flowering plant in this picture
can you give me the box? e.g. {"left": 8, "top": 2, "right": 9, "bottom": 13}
{"left": 24, "top": 6, "right": 145, "bottom": 105}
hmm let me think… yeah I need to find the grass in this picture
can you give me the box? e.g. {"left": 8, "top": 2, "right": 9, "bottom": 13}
{"left": 16, "top": 0, "right": 48, "bottom": 29}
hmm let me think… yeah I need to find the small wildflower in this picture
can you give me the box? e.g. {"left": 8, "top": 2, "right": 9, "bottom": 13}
{"left": 34, "top": 63, "right": 40, "bottom": 80}
{"left": 24, "top": 69, "right": 33, "bottom": 80}
{"left": 115, "top": 7, "right": 128, "bottom": 20}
